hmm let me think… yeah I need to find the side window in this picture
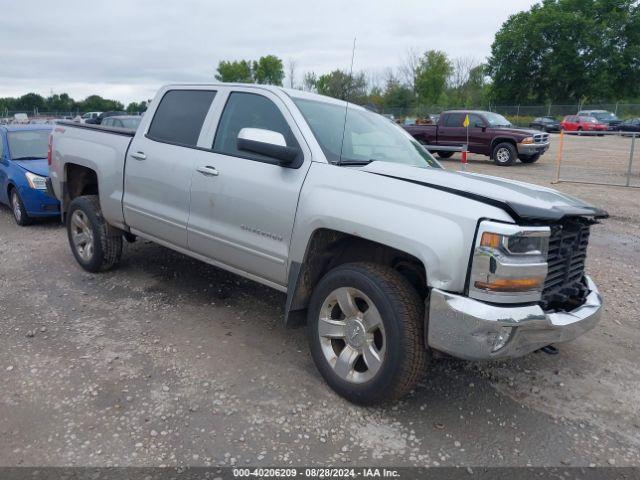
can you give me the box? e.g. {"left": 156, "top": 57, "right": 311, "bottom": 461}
{"left": 469, "top": 114, "right": 484, "bottom": 127}
{"left": 443, "top": 113, "right": 464, "bottom": 127}
{"left": 103, "top": 118, "right": 112, "bottom": 127}
{"left": 213, "top": 92, "right": 299, "bottom": 163}
{"left": 147, "top": 90, "right": 216, "bottom": 147}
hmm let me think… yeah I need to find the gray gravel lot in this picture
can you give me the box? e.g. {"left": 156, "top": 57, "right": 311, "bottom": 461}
{"left": 1, "top": 134, "right": 639, "bottom": 467}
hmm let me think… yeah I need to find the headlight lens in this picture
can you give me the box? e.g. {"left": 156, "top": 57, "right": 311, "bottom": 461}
{"left": 25, "top": 171, "right": 47, "bottom": 190}
{"left": 469, "top": 221, "right": 550, "bottom": 303}
{"left": 520, "top": 137, "right": 535, "bottom": 144}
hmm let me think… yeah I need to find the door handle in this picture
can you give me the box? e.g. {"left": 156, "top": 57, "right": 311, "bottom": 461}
{"left": 196, "top": 165, "right": 219, "bottom": 177}
{"left": 130, "top": 151, "right": 146, "bottom": 161}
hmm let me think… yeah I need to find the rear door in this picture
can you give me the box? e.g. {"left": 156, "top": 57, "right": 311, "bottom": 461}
{"left": 436, "top": 112, "right": 466, "bottom": 147}
{"left": 187, "top": 87, "right": 311, "bottom": 287}
{"left": 123, "top": 89, "right": 217, "bottom": 248}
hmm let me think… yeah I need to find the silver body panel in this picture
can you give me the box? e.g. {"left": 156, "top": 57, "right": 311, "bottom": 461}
{"left": 49, "top": 83, "right": 604, "bottom": 361}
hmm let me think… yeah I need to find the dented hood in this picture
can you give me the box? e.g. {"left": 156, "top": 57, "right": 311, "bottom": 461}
{"left": 360, "top": 161, "right": 608, "bottom": 222}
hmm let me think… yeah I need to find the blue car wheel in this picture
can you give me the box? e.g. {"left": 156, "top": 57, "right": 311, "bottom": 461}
{"left": 10, "top": 188, "right": 31, "bottom": 226}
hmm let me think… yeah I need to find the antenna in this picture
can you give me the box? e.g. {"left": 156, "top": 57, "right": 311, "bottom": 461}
{"left": 338, "top": 37, "right": 357, "bottom": 165}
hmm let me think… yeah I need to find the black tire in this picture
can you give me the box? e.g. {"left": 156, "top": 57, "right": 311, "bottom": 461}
{"left": 307, "top": 262, "right": 427, "bottom": 405}
{"left": 10, "top": 188, "right": 31, "bottom": 226}
{"left": 436, "top": 151, "right": 454, "bottom": 159}
{"left": 66, "top": 195, "right": 122, "bottom": 272}
{"left": 492, "top": 142, "right": 516, "bottom": 166}
{"left": 519, "top": 153, "right": 541, "bottom": 163}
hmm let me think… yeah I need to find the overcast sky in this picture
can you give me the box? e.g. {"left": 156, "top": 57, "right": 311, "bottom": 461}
{"left": 1, "top": 0, "right": 538, "bottom": 105}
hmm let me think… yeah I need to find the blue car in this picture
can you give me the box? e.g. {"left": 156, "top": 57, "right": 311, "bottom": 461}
{"left": 0, "top": 124, "right": 60, "bottom": 225}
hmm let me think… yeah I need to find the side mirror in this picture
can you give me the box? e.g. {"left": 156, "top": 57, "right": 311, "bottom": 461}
{"left": 237, "top": 128, "right": 300, "bottom": 165}
{"left": 474, "top": 121, "right": 486, "bottom": 129}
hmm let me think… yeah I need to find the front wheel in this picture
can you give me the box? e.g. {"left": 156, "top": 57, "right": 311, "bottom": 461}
{"left": 492, "top": 142, "right": 516, "bottom": 166}
{"left": 66, "top": 195, "right": 123, "bottom": 272}
{"left": 10, "top": 189, "right": 31, "bottom": 226}
{"left": 307, "top": 263, "right": 427, "bottom": 405}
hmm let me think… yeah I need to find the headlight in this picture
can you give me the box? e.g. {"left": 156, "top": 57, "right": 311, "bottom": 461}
{"left": 520, "top": 137, "right": 535, "bottom": 144}
{"left": 25, "top": 171, "right": 47, "bottom": 190}
{"left": 469, "top": 221, "right": 550, "bottom": 303}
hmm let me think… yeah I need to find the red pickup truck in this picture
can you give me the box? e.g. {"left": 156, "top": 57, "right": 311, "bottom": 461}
{"left": 404, "top": 110, "right": 551, "bottom": 166}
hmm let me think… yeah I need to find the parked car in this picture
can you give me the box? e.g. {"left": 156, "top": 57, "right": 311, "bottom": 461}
{"left": 529, "top": 116, "right": 561, "bottom": 132}
{"left": 616, "top": 118, "right": 640, "bottom": 134}
{"left": 80, "top": 111, "right": 102, "bottom": 123}
{"left": 13, "top": 113, "right": 29, "bottom": 124}
{"left": 85, "top": 111, "right": 128, "bottom": 125}
{"left": 577, "top": 110, "right": 622, "bottom": 130}
{"left": 101, "top": 115, "right": 142, "bottom": 130}
{"left": 560, "top": 115, "right": 608, "bottom": 133}
{"left": 404, "top": 110, "right": 550, "bottom": 165}
{"left": 49, "top": 84, "right": 606, "bottom": 405}
{"left": 0, "top": 124, "right": 59, "bottom": 225}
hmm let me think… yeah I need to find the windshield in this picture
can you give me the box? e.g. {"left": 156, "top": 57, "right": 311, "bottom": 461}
{"left": 483, "top": 112, "right": 512, "bottom": 127}
{"left": 592, "top": 111, "right": 619, "bottom": 121}
{"left": 7, "top": 130, "right": 50, "bottom": 160}
{"left": 293, "top": 98, "right": 439, "bottom": 168}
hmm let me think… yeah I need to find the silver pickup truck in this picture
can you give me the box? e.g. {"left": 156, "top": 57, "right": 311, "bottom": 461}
{"left": 48, "top": 84, "right": 606, "bottom": 404}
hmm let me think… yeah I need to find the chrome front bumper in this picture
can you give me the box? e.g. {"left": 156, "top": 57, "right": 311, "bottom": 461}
{"left": 518, "top": 142, "right": 550, "bottom": 155}
{"left": 427, "top": 276, "right": 602, "bottom": 361}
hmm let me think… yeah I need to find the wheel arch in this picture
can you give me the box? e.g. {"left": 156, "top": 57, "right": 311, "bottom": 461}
{"left": 490, "top": 137, "right": 517, "bottom": 155}
{"left": 284, "top": 228, "right": 428, "bottom": 327}
{"left": 62, "top": 163, "right": 99, "bottom": 215}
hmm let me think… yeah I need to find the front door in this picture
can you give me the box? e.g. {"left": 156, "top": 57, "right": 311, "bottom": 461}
{"left": 187, "top": 89, "right": 311, "bottom": 286}
{"left": 123, "top": 89, "right": 217, "bottom": 248}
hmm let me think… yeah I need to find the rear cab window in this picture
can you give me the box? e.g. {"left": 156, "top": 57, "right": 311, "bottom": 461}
{"left": 443, "top": 113, "right": 465, "bottom": 127}
{"left": 147, "top": 90, "right": 217, "bottom": 147}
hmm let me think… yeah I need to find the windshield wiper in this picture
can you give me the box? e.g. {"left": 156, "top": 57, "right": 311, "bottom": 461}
{"left": 338, "top": 159, "right": 375, "bottom": 166}
{"left": 13, "top": 156, "right": 45, "bottom": 160}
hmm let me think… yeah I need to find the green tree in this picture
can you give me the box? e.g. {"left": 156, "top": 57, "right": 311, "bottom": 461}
{"left": 314, "top": 69, "right": 368, "bottom": 102}
{"left": 253, "top": 55, "right": 285, "bottom": 85}
{"left": 382, "top": 78, "right": 415, "bottom": 113}
{"left": 487, "top": 0, "right": 640, "bottom": 103}
{"left": 414, "top": 50, "right": 452, "bottom": 106}
{"left": 79, "top": 95, "right": 124, "bottom": 112}
{"left": 215, "top": 60, "right": 253, "bottom": 83}
{"left": 126, "top": 101, "right": 148, "bottom": 113}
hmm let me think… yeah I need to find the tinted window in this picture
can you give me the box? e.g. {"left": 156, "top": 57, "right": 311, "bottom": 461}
{"left": 443, "top": 113, "right": 464, "bottom": 127}
{"left": 469, "top": 114, "right": 484, "bottom": 127}
{"left": 213, "top": 92, "right": 298, "bottom": 162}
{"left": 148, "top": 90, "right": 216, "bottom": 147}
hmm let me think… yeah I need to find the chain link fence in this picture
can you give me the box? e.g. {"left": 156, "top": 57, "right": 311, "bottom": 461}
{"left": 551, "top": 131, "right": 639, "bottom": 188}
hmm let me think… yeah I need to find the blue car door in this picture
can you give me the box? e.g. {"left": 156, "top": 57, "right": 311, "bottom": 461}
{"left": 0, "top": 132, "right": 9, "bottom": 205}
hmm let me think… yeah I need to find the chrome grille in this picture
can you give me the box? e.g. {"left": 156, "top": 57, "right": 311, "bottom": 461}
{"left": 534, "top": 133, "right": 550, "bottom": 144}
{"left": 541, "top": 219, "right": 590, "bottom": 310}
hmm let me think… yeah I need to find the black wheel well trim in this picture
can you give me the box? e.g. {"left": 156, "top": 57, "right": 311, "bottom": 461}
{"left": 284, "top": 229, "right": 428, "bottom": 327}
{"left": 490, "top": 137, "right": 517, "bottom": 153}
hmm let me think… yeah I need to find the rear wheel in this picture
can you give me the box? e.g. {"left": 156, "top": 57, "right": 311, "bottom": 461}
{"left": 307, "top": 262, "right": 427, "bottom": 405}
{"left": 436, "top": 151, "right": 454, "bottom": 159}
{"left": 492, "top": 142, "right": 516, "bottom": 166}
{"left": 10, "top": 189, "right": 31, "bottom": 226}
{"left": 67, "top": 195, "right": 123, "bottom": 272}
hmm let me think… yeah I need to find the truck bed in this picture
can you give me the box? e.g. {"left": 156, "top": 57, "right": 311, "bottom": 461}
{"left": 50, "top": 121, "right": 135, "bottom": 228}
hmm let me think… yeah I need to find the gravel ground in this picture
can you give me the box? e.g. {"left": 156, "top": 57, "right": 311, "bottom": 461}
{"left": 0, "top": 134, "right": 639, "bottom": 467}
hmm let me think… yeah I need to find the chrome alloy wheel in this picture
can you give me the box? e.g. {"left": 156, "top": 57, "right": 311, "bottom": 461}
{"left": 70, "top": 210, "right": 94, "bottom": 262}
{"left": 496, "top": 147, "right": 511, "bottom": 163}
{"left": 318, "top": 287, "right": 386, "bottom": 384}
{"left": 11, "top": 192, "right": 22, "bottom": 223}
